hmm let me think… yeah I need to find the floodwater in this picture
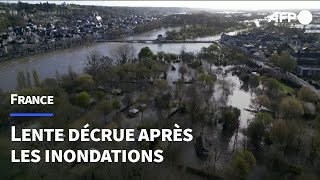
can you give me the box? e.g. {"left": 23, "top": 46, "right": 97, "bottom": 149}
{"left": 0, "top": 26, "right": 215, "bottom": 91}
{"left": 0, "top": 27, "right": 255, "bottom": 127}
{"left": 0, "top": 27, "right": 257, "bottom": 172}
{"left": 0, "top": 27, "right": 244, "bottom": 91}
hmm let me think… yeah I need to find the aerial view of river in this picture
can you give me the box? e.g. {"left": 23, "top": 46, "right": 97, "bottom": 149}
{"left": 0, "top": 26, "right": 254, "bottom": 123}
{"left": 0, "top": 26, "right": 221, "bottom": 91}
{"left": 0, "top": 26, "right": 255, "bottom": 150}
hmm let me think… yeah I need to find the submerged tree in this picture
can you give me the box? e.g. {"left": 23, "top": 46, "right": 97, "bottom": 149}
{"left": 123, "top": 93, "right": 133, "bottom": 107}
{"left": 307, "top": 132, "right": 320, "bottom": 166}
{"left": 26, "top": 71, "right": 32, "bottom": 88}
{"left": 250, "top": 95, "right": 271, "bottom": 111}
{"left": 75, "top": 74, "right": 95, "bottom": 92}
{"left": 220, "top": 106, "right": 240, "bottom": 137}
{"left": 75, "top": 91, "right": 91, "bottom": 112}
{"left": 218, "top": 79, "right": 234, "bottom": 106}
{"left": 138, "top": 104, "right": 147, "bottom": 121}
{"left": 224, "top": 149, "right": 256, "bottom": 180}
{"left": 138, "top": 47, "right": 154, "bottom": 60}
{"left": 16, "top": 70, "right": 27, "bottom": 90}
{"left": 97, "top": 100, "right": 113, "bottom": 121}
{"left": 111, "top": 44, "right": 136, "bottom": 64}
{"left": 112, "top": 98, "right": 121, "bottom": 113}
{"left": 270, "top": 120, "right": 296, "bottom": 156}
{"left": 246, "top": 112, "right": 273, "bottom": 149}
{"left": 178, "top": 65, "right": 188, "bottom": 81}
{"left": 32, "top": 69, "right": 40, "bottom": 87}
{"left": 85, "top": 51, "right": 112, "bottom": 80}
{"left": 67, "top": 65, "right": 77, "bottom": 80}
{"left": 279, "top": 97, "right": 304, "bottom": 120}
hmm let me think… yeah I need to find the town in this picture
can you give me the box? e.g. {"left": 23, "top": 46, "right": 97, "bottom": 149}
{"left": 1, "top": 1, "right": 320, "bottom": 180}
{"left": 0, "top": 2, "right": 186, "bottom": 60}
{"left": 221, "top": 28, "right": 320, "bottom": 80}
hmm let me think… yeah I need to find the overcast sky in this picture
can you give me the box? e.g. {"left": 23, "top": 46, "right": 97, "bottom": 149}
{"left": 3, "top": 1, "right": 320, "bottom": 10}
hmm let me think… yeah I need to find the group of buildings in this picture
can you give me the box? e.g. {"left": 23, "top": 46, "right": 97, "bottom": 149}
{"left": 0, "top": 8, "right": 164, "bottom": 59}
{"left": 221, "top": 31, "right": 320, "bottom": 78}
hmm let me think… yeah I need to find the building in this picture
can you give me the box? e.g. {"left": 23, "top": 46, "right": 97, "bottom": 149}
{"left": 221, "top": 33, "right": 236, "bottom": 46}
{"left": 253, "top": 51, "right": 267, "bottom": 61}
{"left": 241, "top": 44, "right": 257, "bottom": 54}
{"left": 297, "top": 66, "right": 320, "bottom": 77}
{"left": 293, "top": 51, "right": 320, "bottom": 77}
{"left": 156, "top": 34, "right": 165, "bottom": 41}
{"left": 128, "top": 109, "right": 139, "bottom": 117}
{"left": 293, "top": 52, "right": 320, "bottom": 66}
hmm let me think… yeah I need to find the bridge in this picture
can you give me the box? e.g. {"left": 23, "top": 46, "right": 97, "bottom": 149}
{"left": 96, "top": 39, "right": 218, "bottom": 44}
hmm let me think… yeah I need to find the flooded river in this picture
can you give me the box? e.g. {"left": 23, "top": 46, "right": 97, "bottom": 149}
{"left": 0, "top": 27, "right": 256, "bottom": 169}
{"left": 0, "top": 27, "right": 216, "bottom": 91}
{"left": 0, "top": 27, "right": 255, "bottom": 130}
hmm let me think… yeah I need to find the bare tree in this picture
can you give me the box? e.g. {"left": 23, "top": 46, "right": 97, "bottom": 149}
{"left": 110, "top": 44, "right": 136, "bottom": 64}
{"left": 218, "top": 78, "right": 234, "bottom": 106}
{"left": 178, "top": 64, "right": 188, "bottom": 81}
{"left": 85, "top": 51, "right": 112, "bottom": 80}
{"left": 204, "top": 132, "right": 223, "bottom": 175}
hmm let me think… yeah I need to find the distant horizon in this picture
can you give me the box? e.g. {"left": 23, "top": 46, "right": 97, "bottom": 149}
{"left": 1, "top": 1, "right": 320, "bottom": 10}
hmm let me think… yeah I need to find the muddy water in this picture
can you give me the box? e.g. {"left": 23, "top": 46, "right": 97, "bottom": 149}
{"left": 0, "top": 27, "right": 213, "bottom": 91}
{"left": 0, "top": 27, "right": 243, "bottom": 91}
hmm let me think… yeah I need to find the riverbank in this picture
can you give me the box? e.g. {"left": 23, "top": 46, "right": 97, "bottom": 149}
{"left": 0, "top": 35, "right": 96, "bottom": 62}
{"left": 164, "top": 24, "right": 247, "bottom": 41}
{"left": 0, "top": 26, "right": 206, "bottom": 91}
{"left": 0, "top": 26, "right": 179, "bottom": 62}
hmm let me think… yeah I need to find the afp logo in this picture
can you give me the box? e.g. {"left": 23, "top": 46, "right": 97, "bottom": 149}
{"left": 268, "top": 10, "right": 313, "bottom": 25}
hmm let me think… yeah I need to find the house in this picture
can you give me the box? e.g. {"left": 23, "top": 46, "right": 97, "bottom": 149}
{"left": 94, "top": 14, "right": 102, "bottom": 22}
{"left": 89, "top": 98, "right": 97, "bottom": 105}
{"left": 253, "top": 51, "right": 266, "bottom": 61}
{"left": 241, "top": 44, "right": 257, "bottom": 54}
{"left": 293, "top": 52, "right": 320, "bottom": 66}
{"left": 297, "top": 66, "right": 320, "bottom": 77}
{"left": 15, "top": 37, "right": 25, "bottom": 44}
{"left": 26, "top": 33, "right": 40, "bottom": 44}
{"left": 111, "top": 89, "right": 123, "bottom": 96}
{"left": 1, "top": 33, "right": 15, "bottom": 45}
{"left": 156, "top": 34, "right": 165, "bottom": 41}
{"left": 128, "top": 109, "right": 139, "bottom": 117}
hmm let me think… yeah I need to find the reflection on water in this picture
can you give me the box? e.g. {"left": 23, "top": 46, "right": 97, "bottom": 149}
{"left": 174, "top": 65, "right": 255, "bottom": 168}
{"left": 212, "top": 66, "right": 254, "bottom": 128}
{"left": 227, "top": 75, "right": 254, "bottom": 128}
